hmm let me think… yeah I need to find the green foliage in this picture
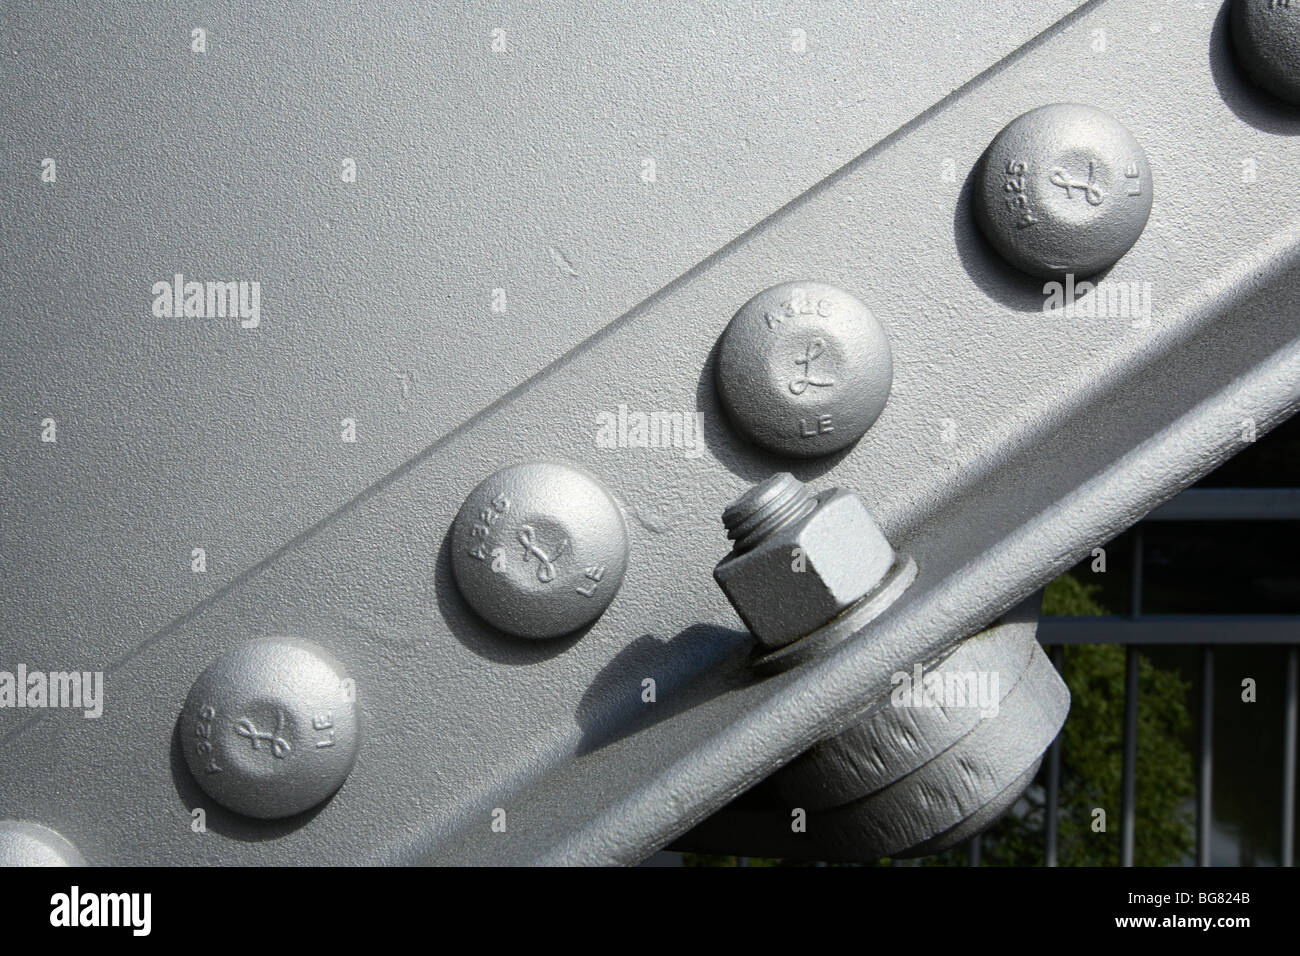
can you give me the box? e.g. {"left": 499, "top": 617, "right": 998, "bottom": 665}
{"left": 929, "top": 571, "right": 1195, "bottom": 866}
{"left": 1042, "top": 569, "right": 1110, "bottom": 617}
{"left": 1057, "top": 643, "right": 1194, "bottom": 865}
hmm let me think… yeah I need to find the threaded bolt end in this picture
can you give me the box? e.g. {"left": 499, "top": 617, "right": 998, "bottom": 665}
{"left": 722, "top": 473, "right": 818, "bottom": 553}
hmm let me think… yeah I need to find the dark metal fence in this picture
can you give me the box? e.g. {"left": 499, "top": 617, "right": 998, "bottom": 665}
{"left": 1030, "top": 488, "right": 1299, "bottom": 867}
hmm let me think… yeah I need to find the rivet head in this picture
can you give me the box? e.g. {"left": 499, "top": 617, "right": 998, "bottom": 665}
{"left": 180, "top": 637, "right": 360, "bottom": 820}
{"left": 1232, "top": 0, "right": 1300, "bottom": 105}
{"left": 0, "top": 822, "right": 85, "bottom": 866}
{"left": 450, "top": 461, "right": 630, "bottom": 640}
{"left": 974, "top": 103, "right": 1153, "bottom": 278}
{"left": 715, "top": 281, "right": 892, "bottom": 459}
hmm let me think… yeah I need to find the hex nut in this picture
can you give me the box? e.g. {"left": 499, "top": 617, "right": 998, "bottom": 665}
{"left": 974, "top": 103, "right": 1153, "bottom": 278}
{"left": 450, "top": 461, "right": 630, "bottom": 640}
{"left": 1233, "top": 0, "right": 1300, "bottom": 105}
{"left": 713, "top": 474, "right": 894, "bottom": 650}
{"left": 180, "top": 637, "right": 360, "bottom": 820}
{"left": 0, "top": 822, "right": 85, "bottom": 867}
{"left": 715, "top": 281, "right": 892, "bottom": 459}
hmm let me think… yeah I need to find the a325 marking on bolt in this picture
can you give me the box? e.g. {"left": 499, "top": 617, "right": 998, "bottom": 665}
{"left": 465, "top": 487, "right": 597, "bottom": 594}
{"left": 763, "top": 288, "right": 834, "bottom": 330}
{"left": 194, "top": 704, "right": 222, "bottom": 774}
{"left": 1003, "top": 160, "right": 1039, "bottom": 229}
{"left": 758, "top": 288, "right": 841, "bottom": 441}
{"left": 467, "top": 492, "right": 510, "bottom": 562}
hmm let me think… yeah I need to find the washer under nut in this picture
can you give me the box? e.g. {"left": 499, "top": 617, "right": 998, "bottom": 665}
{"left": 715, "top": 281, "right": 892, "bottom": 459}
{"left": 180, "top": 637, "right": 360, "bottom": 820}
{"left": 450, "top": 461, "right": 630, "bottom": 640}
{"left": 974, "top": 103, "right": 1153, "bottom": 278}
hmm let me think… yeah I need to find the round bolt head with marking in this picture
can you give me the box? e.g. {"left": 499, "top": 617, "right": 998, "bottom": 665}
{"left": 1233, "top": 0, "right": 1300, "bottom": 105}
{"left": 974, "top": 103, "right": 1153, "bottom": 278}
{"left": 450, "top": 461, "right": 630, "bottom": 639}
{"left": 0, "top": 822, "right": 85, "bottom": 866}
{"left": 715, "top": 281, "right": 892, "bottom": 458}
{"left": 180, "top": 637, "right": 360, "bottom": 820}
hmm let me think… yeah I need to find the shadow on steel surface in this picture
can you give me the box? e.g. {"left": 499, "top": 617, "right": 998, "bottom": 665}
{"left": 1212, "top": 0, "right": 1300, "bottom": 134}
{"left": 575, "top": 624, "right": 751, "bottom": 756}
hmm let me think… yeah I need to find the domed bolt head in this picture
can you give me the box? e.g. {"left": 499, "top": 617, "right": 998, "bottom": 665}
{"left": 180, "top": 637, "right": 360, "bottom": 820}
{"left": 0, "top": 822, "right": 85, "bottom": 866}
{"left": 1232, "top": 0, "right": 1300, "bottom": 105}
{"left": 974, "top": 103, "right": 1153, "bottom": 278}
{"left": 715, "top": 281, "right": 892, "bottom": 459}
{"left": 450, "top": 461, "right": 630, "bottom": 640}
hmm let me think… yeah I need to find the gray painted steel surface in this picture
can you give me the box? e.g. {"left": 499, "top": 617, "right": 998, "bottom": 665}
{"left": 2, "top": 0, "right": 1300, "bottom": 864}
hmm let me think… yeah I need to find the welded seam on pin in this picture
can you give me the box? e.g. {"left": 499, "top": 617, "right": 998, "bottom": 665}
{"left": 0, "top": 0, "right": 1110, "bottom": 747}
